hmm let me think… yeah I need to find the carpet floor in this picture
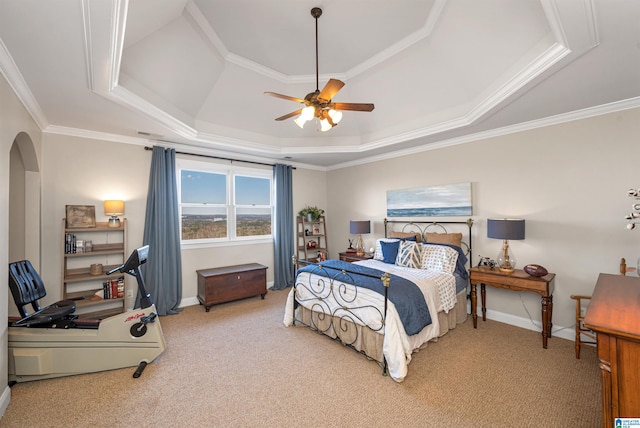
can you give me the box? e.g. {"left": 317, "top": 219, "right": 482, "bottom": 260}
{"left": 1, "top": 289, "right": 601, "bottom": 427}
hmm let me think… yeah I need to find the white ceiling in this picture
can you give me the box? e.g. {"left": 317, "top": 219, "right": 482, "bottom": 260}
{"left": 1, "top": 0, "right": 639, "bottom": 168}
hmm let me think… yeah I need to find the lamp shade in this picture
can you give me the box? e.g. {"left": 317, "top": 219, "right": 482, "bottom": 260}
{"left": 487, "top": 218, "right": 525, "bottom": 240}
{"left": 350, "top": 220, "right": 371, "bottom": 235}
{"left": 104, "top": 200, "right": 125, "bottom": 216}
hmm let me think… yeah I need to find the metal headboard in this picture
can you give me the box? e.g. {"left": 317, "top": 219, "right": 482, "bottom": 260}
{"left": 383, "top": 218, "right": 474, "bottom": 266}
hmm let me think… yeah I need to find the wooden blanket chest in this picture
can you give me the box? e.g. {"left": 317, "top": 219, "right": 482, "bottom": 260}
{"left": 196, "top": 263, "right": 267, "bottom": 312}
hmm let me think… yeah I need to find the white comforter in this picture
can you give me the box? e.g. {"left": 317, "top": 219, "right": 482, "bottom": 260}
{"left": 283, "top": 259, "right": 456, "bottom": 382}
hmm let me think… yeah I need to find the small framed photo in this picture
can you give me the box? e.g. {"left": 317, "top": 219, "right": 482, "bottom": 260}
{"left": 313, "top": 225, "right": 320, "bottom": 235}
{"left": 65, "top": 205, "right": 96, "bottom": 228}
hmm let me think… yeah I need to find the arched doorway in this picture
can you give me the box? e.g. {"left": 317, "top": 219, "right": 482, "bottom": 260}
{"left": 9, "top": 131, "right": 40, "bottom": 268}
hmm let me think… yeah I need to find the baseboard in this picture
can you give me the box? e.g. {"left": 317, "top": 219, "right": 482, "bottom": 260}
{"left": 0, "top": 385, "right": 11, "bottom": 419}
{"left": 179, "top": 296, "right": 199, "bottom": 308}
{"left": 466, "top": 300, "right": 573, "bottom": 342}
{"left": 179, "top": 281, "right": 275, "bottom": 308}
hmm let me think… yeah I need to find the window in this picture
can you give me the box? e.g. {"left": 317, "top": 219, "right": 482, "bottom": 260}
{"left": 178, "top": 160, "right": 273, "bottom": 244}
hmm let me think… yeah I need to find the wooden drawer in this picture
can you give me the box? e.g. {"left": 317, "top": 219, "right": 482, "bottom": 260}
{"left": 196, "top": 263, "right": 267, "bottom": 312}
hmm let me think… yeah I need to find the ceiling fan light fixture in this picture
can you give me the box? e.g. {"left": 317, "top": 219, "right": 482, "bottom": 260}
{"left": 301, "top": 105, "right": 315, "bottom": 120}
{"left": 320, "top": 118, "right": 332, "bottom": 132}
{"left": 294, "top": 116, "right": 308, "bottom": 128}
{"left": 264, "top": 7, "right": 374, "bottom": 130}
{"left": 328, "top": 109, "right": 342, "bottom": 124}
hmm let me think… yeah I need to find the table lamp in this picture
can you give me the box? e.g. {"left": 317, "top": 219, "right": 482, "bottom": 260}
{"left": 487, "top": 218, "right": 525, "bottom": 272}
{"left": 350, "top": 220, "right": 371, "bottom": 257}
{"left": 104, "top": 200, "right": 125, "bottom": 228}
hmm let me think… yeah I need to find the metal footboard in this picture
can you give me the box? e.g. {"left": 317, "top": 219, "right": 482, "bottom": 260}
{"left": 291, "top": 257, "right": 391, "bottom": 375}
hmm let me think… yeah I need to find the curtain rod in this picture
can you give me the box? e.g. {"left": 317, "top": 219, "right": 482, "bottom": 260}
{"left": 144, "top": 146, "right": 295, "bottom": 169}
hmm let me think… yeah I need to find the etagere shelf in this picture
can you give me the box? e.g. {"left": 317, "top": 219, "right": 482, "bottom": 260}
{"left": 62, "top": 218, "right": 127, "bottom": 319}
{"left": 296, "top": 215, "right": 328, "bottom": 262}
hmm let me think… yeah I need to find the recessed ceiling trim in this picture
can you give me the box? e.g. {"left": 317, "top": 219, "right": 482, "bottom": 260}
{"left": 110, "top": 85, "right": 198, "bottom": 139}
{"left": 43, "top": 124, "right": 149, "bottom": 146}
{"left": 184, "top": 0, "right": 228, "bottom": 58}
{"left": 0, "top": 38, "right": 48, "bottom": 130}
{"left": 83, "top": 0, "right": 127, "bottom": 95}
{"left": 542, "top": 0, "right": 599, "bottom": 50}
{"left": 186, "top": 0, "right": 440, "bottom": 84}
{"left": 80, "top": 0, "right": 94, "bottom": 90}
{"left": 463, "top": 42, "right": 571, "bottom": 124}
{"left": 346, "top": 0, "right": 446, "bottom": 80}
{"left": 327, "top": 95, "right": 640, "bottom": 171}
{"left": 109, "top": 0, "right": 128, "bottom": 90}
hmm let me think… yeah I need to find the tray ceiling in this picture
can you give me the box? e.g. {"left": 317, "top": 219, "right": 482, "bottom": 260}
{"left": 1, "top": 0, "right": 639, "bottom": 168}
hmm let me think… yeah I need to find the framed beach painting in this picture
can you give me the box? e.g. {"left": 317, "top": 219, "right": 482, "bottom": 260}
{"left": 386, "top": 182, "right": 472, "bottom": 217}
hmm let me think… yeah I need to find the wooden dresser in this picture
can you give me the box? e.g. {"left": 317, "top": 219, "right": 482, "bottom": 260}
{"left": 584, "top": 273, "right": 640, "bottom": 427}
{"left": 196, "top": 263, "right": 267, "bottom": 312}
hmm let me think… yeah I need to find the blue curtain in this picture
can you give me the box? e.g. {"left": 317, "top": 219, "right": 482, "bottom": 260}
{"left": 272, "top": 163, "right": 295, "bottom": 290}
{"left": 141, "top": 146, "right": 182, "bottom": 315}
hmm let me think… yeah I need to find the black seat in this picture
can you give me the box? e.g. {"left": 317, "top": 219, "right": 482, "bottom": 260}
{"left": 9, "top": 260, "right": 76, "bottom": 327}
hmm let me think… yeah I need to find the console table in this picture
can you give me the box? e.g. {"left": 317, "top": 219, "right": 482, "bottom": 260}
{"left": 469, "top": 266, "right": 555, "bottom": 348}
{"left": 584, "top": 273, "right": 640, "bottom": 427}
{"left": 197, "top": 263, "right": 267, "bottom": 312}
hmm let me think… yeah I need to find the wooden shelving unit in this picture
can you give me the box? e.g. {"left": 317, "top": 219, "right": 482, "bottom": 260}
{"left": 296, "top": 215, "right": 328, "bottom": 262}
{"left": 62, "top": 218, "right": 127, "bottom": 318}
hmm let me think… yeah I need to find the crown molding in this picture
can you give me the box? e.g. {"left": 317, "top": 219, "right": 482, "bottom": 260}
{"left": 0, "top": 37, "right": 48, "bottom": 130}
{"left": 327, "top": 96, "right": 640, "bottom": 170}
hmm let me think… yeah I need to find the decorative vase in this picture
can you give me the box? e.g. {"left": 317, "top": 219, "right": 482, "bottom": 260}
{"left": 306, "top": 213, "right": 313, "bottom": 222}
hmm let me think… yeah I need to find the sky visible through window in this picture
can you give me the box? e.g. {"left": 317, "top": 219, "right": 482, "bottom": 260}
{"left": 181, "top": 170, "right": 270, "bottom": 205}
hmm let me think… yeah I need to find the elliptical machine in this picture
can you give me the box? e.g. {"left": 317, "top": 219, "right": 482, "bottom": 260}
{"left": 8, "top": 245, "right": 166, "bottom": 383}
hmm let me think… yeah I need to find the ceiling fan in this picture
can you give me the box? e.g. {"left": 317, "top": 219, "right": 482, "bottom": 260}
{"left": 264, "top": 7, "right": 375, "bottom": 132}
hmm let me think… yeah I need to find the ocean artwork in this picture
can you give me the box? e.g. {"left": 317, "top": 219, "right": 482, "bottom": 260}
{"left": 386, "top": 183, "right": 472, "bottom": 217}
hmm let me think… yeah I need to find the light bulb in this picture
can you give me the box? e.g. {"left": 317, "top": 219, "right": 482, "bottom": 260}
{"left": 320, "top": 118, "right": 332, "bottom": 132}
{"left": 301, "top": 105, "right": 315, "bottom": 120}
{"left": 328, "top": 109, "right": 342, "bottom": 124}
{"left": 294, "top": 116, "right": 307, "bottom": 128}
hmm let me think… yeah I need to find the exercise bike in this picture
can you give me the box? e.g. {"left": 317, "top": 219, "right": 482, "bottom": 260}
{"left": 8, "top": 245, "right": 166, "bottom": 383}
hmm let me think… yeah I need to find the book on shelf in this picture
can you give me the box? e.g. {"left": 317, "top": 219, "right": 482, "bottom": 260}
{"left": 102, "top": 277, "right": 124, "bottom": 299}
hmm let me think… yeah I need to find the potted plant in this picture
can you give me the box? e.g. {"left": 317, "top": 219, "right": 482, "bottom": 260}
{"left": 299, "top": 205, "right": 324, "bottom": 222}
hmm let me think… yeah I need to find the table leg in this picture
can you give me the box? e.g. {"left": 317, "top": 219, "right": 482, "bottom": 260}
{"left": 481, "top": 284, "right": 487, "bottom": 321}
{"left": 471, "top": 283, "right": 477, "bottom": 328}
{"left": 541, "top": 295, "right": 551, "bottom": 349}
{"left": 548, "top": 294, "right": 553, "bottom": 338}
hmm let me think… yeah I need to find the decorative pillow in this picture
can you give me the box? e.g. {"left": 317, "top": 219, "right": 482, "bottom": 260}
{"left": 374, "top": 238, "right": 400, "bottom": 260}
{"left": 420, "top": 244, "right": 459, "bottom": 273}
{"left": 380, "top": 240, "right": 400, "bottom": 264}
{"left": 425, "top": 232, "right": 463, "bottom": 248}
{"left": 389, "top": 231, "right": 422, "bottom": 242}
{"left": 395, "top": 241, "right": 422, "bottom": 269}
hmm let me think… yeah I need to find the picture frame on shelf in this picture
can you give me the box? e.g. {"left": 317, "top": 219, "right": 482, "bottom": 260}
{"left": 65, "top": 205, "right": 96, "bottom": 228}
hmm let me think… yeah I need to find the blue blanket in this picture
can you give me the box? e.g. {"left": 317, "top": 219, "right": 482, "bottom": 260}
{"left": 297, "top": 259, "right": 431, "bottom": 335}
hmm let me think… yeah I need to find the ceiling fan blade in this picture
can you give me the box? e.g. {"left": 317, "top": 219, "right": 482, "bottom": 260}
{"left": 332, "top": 102, "right": 375, "bottom": 112}
{"left": 317, "top": 79, "right": 345, "bottom": 102}
{"left": 265, "top": 92, "right": 306, "bottom": 104}
{"left": 275, "top": 109, "right": 303, "bottom": 121}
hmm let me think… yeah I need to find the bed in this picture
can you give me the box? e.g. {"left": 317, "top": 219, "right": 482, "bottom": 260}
{"left": 283, "top": 218, "right": 473, "bottom": 382}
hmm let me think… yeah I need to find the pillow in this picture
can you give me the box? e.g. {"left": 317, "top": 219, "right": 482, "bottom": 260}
{"left": 427, "top": 243, "right": 469, "bottom": 279}
{"left": 420, "top": 244, "right": 459, "bottom": 273}
{"left": 380, "top": 240, "right": 400, "bottom": 264}
{"left": 374, "top": 238, "right": 400, "bottom": 260}
{"left": 425, "top": 232, "right": 463, "bottom": 248}
{"left": 389, "top": 231, "right": 422, "bottom": 242}
{"left": 395, "top": 241, "right": 422, "bottom": 269}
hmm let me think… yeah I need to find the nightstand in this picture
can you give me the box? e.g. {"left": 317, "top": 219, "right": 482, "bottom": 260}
{"left": 338, "top": 252, "right": 374, "bottom": 262}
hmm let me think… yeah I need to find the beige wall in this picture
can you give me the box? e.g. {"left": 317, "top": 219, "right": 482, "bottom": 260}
{"left": 326, "top": 108, "right": 640, "bottom": 336}
{"left": 39, "top": 135, "right": 325, "bottom": 307}
{"left": 0, "top": 73, "right": 43, "bottom": 415}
